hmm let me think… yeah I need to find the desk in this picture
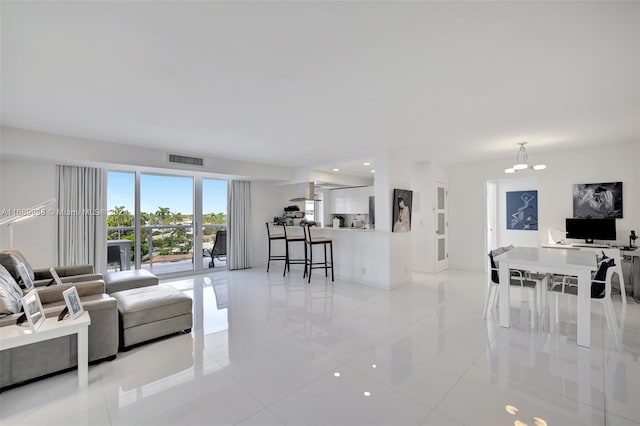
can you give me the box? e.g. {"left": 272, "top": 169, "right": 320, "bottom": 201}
{"left": 0, "top": 312, "right": 91, "bottom": 387}
{"left": 495, "top": 247, "right": 597, "bottom": 347}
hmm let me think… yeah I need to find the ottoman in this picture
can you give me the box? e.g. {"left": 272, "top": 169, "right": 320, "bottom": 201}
{"left": 104, "top": 269, "right": 159, "bottom": 294}
{"left": 111, "top": 285, "right": 193, "bottom": 349}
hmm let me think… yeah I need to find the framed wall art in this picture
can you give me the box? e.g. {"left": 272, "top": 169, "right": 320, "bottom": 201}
{"left": 506, "top": 190, "right": 538, "bottom": 230}
{"left": 392, "top": 189, "right": 413, "bottom": 232}
{"left": 573, "top": 182, "right": 622, "bottom": 218}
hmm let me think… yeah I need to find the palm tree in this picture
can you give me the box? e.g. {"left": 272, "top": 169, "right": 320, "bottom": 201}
{"left": 155, "top": 207, "right": 172, "bottom": 225}
{"left": 140, "top": 212, "right": 150, "bottom": 226}
{"left": 110, "top": 205, "right": 126, "bottom": 239}
{"left": 215, "top": 212, "right": 227, "bottom": 224}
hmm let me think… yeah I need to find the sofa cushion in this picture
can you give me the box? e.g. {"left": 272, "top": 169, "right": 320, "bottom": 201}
{"left": 0, "top": 264, "right": 24, "bottom": 315}
{"left": 104, "top": 269, "right": 158, "bottom": 294}
{"left": 111, "top": 286, "right": 192, "bottom": 329}
{"left": 0, "top": 250, "right": 34, "bottom": 287}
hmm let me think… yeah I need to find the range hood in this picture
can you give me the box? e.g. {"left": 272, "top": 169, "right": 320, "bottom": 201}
{"left": 289, "top": 182, "right": 319, "bottom": 202}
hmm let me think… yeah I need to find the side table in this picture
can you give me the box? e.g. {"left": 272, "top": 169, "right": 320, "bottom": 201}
{"left": 0, "top": 311, "right": 91, "bottom": 388}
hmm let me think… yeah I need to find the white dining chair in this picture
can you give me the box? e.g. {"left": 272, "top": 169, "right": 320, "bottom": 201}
{"left": 484, "top": 251, "right": 547, "bottom": 329}
{"left": 549, "top": 248, "right": 627, "bottom": 306}
{"left": 549, "top": 255, "right": 621, "bottom": 350}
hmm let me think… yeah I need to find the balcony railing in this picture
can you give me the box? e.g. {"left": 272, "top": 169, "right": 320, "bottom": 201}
{"left": 107, "top": 223, "right": 226, "bottom": 274}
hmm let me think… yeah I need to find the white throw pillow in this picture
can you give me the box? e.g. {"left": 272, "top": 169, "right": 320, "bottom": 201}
{"left": 0, "top": 264, "right": 24, "bottom": 315}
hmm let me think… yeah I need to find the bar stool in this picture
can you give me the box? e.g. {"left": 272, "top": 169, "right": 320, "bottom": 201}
{"left": 283, "top": 224, "right": 306, "bottom": 277}
{"left": 303, "top": 224, "right": 334, "bottom": 283}
{"left": 265, "top": 222, "right": 286, "bottom": 272}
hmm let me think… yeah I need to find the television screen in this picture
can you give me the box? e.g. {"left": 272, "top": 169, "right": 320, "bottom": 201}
{"left": 565, "top": 218, "right": 616, "bottom": 243}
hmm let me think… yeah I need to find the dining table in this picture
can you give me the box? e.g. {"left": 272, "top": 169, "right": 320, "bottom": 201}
{"left": 494, "top": 246, "right": 597, "bottom": 347}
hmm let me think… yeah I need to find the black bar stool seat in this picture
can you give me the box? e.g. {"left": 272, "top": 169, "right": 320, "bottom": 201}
{"left": 283, "top": 224, "right": 306, "bottom": 277}
{"left": 266, "top": 222, "right": 286, "bottom": 272}
{"left": 303, "top": 224, "right": 334, "bottom": 283}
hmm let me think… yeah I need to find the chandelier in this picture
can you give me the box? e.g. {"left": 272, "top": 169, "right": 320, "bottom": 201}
{"left": 504, "top": 142, "right": 546, "bottom": 174}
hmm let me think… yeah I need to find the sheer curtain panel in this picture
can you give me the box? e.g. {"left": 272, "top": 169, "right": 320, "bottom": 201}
{"left": 57, "top": 165, "right": 107, "bottom": 273}
{"left": 227, "top": 180, "right": 252, "bottom": 270}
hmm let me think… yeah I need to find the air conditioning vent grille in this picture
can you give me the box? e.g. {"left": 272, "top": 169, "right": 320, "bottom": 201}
{"left": 168, "top": 153, "right": 204, "bottom": 167}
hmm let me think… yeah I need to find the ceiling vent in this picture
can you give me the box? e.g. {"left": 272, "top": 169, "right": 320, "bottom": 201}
{"left": 168, "top": 153, "right": 204, "bottom": 167}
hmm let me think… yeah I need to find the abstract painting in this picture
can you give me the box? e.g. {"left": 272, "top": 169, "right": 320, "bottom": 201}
{"left": 506, "top": 190, "right": 538, "bottom": 230}
{"left": 573, "top": 182, "right": 622, "bottom": 218}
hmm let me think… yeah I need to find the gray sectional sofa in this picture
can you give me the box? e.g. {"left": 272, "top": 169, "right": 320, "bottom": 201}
{"left": 1, "top": 250, "right": 194, "bottom": 390}
{"left": 0, "top": 251, "right": 119, "bottom": 390}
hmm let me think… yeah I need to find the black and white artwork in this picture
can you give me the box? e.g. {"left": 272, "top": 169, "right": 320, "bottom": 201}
{"left": 573, "top": 182, "right": 622, "bottom": 218}
{"left": 392, "top": 189, "right": 412, "bottom": 232}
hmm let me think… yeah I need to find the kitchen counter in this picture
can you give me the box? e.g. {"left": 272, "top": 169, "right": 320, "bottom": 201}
{"left": 272, "top": 225, "right": 388, "bottom": 288}
{"left": 319, "top": 226, "right": 375, "bottom": 232}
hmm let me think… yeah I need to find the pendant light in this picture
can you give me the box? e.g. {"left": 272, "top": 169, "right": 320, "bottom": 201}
{"left": 504, "top": 142, "right": 546, "bottom": 174}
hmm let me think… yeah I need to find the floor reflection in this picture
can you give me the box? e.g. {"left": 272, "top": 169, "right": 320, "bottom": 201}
{"left": 1, "top": 268, "right": 638, "bottom": 426}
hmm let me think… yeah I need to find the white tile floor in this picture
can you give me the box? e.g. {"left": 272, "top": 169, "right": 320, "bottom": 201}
{"left": 1, "top": 268, "right": 639, "bottom": 426}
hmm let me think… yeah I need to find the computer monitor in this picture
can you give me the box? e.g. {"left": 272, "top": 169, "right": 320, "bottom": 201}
{"left": 565, "top": 218, "right": 616, "bottom": 244}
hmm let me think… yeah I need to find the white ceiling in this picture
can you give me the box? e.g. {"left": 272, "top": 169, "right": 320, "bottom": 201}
{"left": 1, "top": 1, "right": 639, "bottom": 173}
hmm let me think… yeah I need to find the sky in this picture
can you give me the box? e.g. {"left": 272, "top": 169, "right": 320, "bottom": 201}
{"left": 107, "top": 172, "right": 227, "bottom": 215}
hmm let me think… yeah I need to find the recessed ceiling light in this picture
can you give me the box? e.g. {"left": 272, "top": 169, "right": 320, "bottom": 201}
{"left": 533, "top": 417, "right": 548, "bottom": 426}
{"left": 363, "top": 391, "right": 371, "bottom": 397}
{"left": 332, "top": 168, "right": 340, "bottom": 172}
{"left": 333, "top": 372, "right": 341, "bottom": 377}
{"left": 505, "top": 405, "right": 519, "bottom": 415}
{"left": 363, "top": 162, "right": 371, "bottom": 166}
{"left": 370, "top": 170, "right": 375, "bottom": 173}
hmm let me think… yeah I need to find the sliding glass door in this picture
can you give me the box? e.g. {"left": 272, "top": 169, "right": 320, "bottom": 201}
{"left": 107, "top": 172, "right": 228, "bottom": 275}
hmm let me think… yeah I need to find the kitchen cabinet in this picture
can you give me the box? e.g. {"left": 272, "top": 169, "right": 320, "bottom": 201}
{"left": 330, "top": 186, "right": 373, "bottom": 214}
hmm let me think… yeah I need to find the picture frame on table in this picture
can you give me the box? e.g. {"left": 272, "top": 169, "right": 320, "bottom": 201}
{"left": 62, "top": 286, "right": 84, "bottom": 320}
{"left": 16, "top": 263, "right": 34, "bottom": 290}
{"left": 21, "top": 289, "right": 46, "bottom": 332}
{"left": 49, "top": 267, "right": 64, "bottom": 286}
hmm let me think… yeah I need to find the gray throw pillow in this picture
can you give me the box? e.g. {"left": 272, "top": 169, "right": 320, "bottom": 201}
{"left": 0, "top": 264, "right": 24, "bottom": 315}
{"left": 0, "top": 250, "right": 35, "bottom": 286}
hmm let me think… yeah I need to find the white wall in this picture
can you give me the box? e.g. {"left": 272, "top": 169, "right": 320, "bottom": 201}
{"left": 0, "top": 159, "right": 58, "bottom": 268}
{"left": 448, "top": 142, "right": 640, "bottom": 272}
{"left": 1, "top": 126, "right": 293, "bottom": 181}
{"left": 250, "top": 181, "right": 287, "bottom": 269}
{"left": 410, "top": 162, "right": 430, "bottom": 273}
{"left": 386, "top": 150, "right": 414, "bottom": 287}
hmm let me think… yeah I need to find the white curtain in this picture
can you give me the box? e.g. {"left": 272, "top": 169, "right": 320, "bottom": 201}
{"left": 57, "top": 165, "right": 107, "bottom": 272}
{"left": 227, "top": 180, "right": 252, "bottom": 270}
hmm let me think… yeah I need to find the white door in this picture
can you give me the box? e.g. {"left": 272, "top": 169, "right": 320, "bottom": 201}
{"left": 435, "top": 182, "right": 448, "bottom": 272}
